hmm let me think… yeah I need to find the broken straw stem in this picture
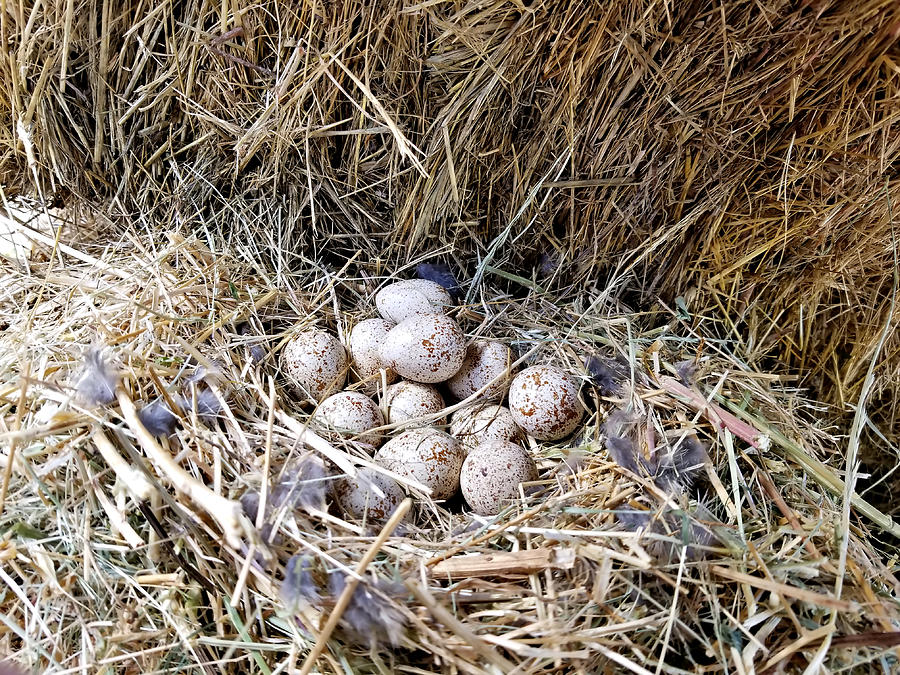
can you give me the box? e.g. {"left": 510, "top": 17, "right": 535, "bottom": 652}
{"left": 116, "top": 388, "right": 248, "bottom": 548}
{"left": 91, "top": 428, "right": 155, "bottom": 501}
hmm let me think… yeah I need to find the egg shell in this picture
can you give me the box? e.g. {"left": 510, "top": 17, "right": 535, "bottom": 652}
{"left": 374, "top": 428, "right": 464, "bottom": 500}
{"left": 379, "top": 314, "right": 466, "bottom": 383}
{"left": 508, "top": 365, "right": 583, "bottom": 441}
{"left": 384, "top": 381, "right": 446, "bottom": 427}
{"left": 460, "top": 440, "right": 538, "bottom": 515}
{"left": 281, "top": 330, "right": 348, "bottom": 401}
{"left": 376, "top": 279, "right": 453, "bottom": 323}
{"left": 347, "top": 318, "right": 398, "bottom": 389}
{"left": 313, "top": 391, "right": 385, "bottom": 446}
{"left": 335, "top": 468, "right": 405, "bottom": 521}
{"left": 449, "top": 404, "right": 522, "bottom": 454}
{"left": 446, "top": 340, "right": 515, "bottom": 401}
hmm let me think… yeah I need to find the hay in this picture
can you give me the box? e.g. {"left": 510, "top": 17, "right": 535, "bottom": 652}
{"left": 2, "top": 0, "right": 900, "bottom": 670}
{"left": 0, "top": 212, "right": 899, "bottom": 673}
{"left": 2, "top": 0, "right": 900, "bottom": 458}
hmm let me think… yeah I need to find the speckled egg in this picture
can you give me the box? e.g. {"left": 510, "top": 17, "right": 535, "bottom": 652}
{"left": 446, "top": 340, "right": 515, "bottom": 401}
{"left": 449, "top": 404, "right": 522, "bottom": 454}
{"left": 374, "top": 428, "right": 464, "bottom": 500}
{"left": 376, "top": 279, "right": 453, "bottom": 323}
{"left": 508, "top": 365, "right": 583, "bottom": 441}
{"left": 460, "top": 440, "right": 538, "bottom": 515}
{"left": 347, "top": 318, "right": 398, "bottom": 388}
{"left": 313, "top": 391, "right": 385, "bottom": 447}
{"left": 335, "top": 468, "right": 405, "bottom": 521}
{"left": 384, "top": 381, "right": 446, "bottom": 427}
{"left": 281, "top": 330, "right": 348, "bottom": 401}
{"left": 379, "top": 314, "right": 466, "bottom": 384}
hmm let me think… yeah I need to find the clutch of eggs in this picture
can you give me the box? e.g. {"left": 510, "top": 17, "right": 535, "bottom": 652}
{"left": 276, "top": 278, "right": 590, "bottom": 521}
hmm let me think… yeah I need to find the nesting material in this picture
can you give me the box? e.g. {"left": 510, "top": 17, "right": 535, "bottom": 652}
{"left": 5, "top": 42, "right": 900, "bottom": 667}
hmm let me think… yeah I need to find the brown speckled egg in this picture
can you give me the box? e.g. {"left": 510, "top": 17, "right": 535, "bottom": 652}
{"left": 335, "top": 468, "right": 405, "bottom": 521}
{"left": 460, "top": 440, "right": 538, "bottom": 515}
{"left": 347, "top": 318, "right": 398, "bottom": 389}
{"left": 374, "top": 428, "right": 464, "bottom": 500}
{"left": 384, "top": 381, "right": 446, "bottom": 427}
{"left": 508, "top": 365, "right": 583, "bottom": 441}
{"left": 446, "top": 340, "right": 515, "bottom": 401}
{"left": 313, "top": 391, "right": 385, "bottom": 446}
{"left": 379, "top": 314, "right": 466, "bottom": 384}
{"left": 449, "top": 404, "right": 522, "bottom": 454}
{"left": 281, "top": 330, "right": 347, "bottom": 401}
{"left": 376, "top": 279, "right": 453, "bottom": 323}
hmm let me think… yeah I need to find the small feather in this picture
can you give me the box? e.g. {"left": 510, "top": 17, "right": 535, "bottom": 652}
{"left": 74, "top": 348, "right": 119, "bottom": 406}
{"left": 239, "top": 490, "right": 260, "bottom": 522}
{"left": 282, "top": 555, "right": 321, "bottom": 612}
{"left": 675, "top": 359, "right": 697, "bottom": 385}
{"left": 137, "top": 397, "right": 180, "bottom": 437}
{"left": 272, "top": 454, "right": 330, "bottom": 512}
{"left": 654, "top": 435, "right": 707, "bottom": 496}
{"left": 603, "top": 412, "right": 641, "bottom": 474}
{"left": 249, "top": 344, "right": 266, "bottom": 364}
{"left": 538, "top": 252, "right": 558, "bottom": 276}
{"left": 237, "top": 323, "right": 266, "bottom": 363}
{"left": 673, "top": 435, "right": 707, "bottom": 476}
{"left": 194, "top": 387, "right": 222, "bottom": 419}
{"left": 328, "top": 571, "right": 406, "bottom": 647}
{"left": 584, "top": 355, "right": 621, "bottom": 395}
{"left": 556, "top": 449, "right": 589, "bottom": 475}
{"left": 416, "top": 262, "right": 461, "bottom": 299}
{"left": 614, "top": 509, "right": 651, "bottom": 531}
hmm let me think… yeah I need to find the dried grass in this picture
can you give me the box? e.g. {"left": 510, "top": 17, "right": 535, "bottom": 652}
{"left": 2, "top": 0, "right": 900, "bottom": 670}
{"left": 0, "top": 211, "right": 898, "bottom": 673}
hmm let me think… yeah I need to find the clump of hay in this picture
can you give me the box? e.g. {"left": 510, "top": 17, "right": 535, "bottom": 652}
{"left": 0, "top": 214, "right": 898, "bottom": 673}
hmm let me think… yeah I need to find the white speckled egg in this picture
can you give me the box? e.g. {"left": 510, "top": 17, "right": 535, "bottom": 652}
{"left": 460, "top": 440, "right": 538, "bottom": 515}
{"left": 348, "top": 318, "right": 398, "bottom": 389}
{"left": 508, "top": 365, "right": 583, "bottom": 441}
{"left": 379, "top": 314, "right": 466, "bottom": 383}
{"left": 384, "top": 381, "right": 446, "bottom": 427}
{"left": 335, "top": 468, "right": 405, "bottom": 521}
{"left": 376, "top": 279, "right": 453, "bottom": 323}
{"left": 313, "top": 391, "right": 385, "bottom": 446}
{"left": 281, "top": 330, "right": 348, "bottom": 401}
{"left": 449, "top": 404, "right": 522, "bottom": 454}
{"left": 374, "top": 428, "right": 464, "bottom": 500}
{"left": 446, "top": 340, "right": 515, "bottom": 401}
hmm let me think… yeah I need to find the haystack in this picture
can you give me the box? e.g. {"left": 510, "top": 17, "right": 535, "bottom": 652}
{"left": 1, "top": 0, "right": 899, "bottom": 672}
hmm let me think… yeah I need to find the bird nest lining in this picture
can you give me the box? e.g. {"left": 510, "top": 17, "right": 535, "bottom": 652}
{"left": 0, "top": 210, "right": 898, "bottom": 674}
